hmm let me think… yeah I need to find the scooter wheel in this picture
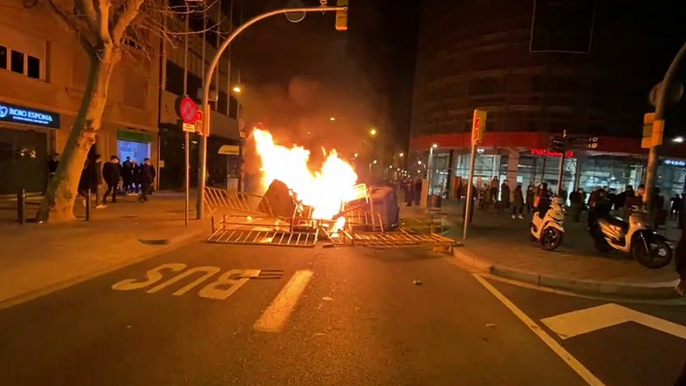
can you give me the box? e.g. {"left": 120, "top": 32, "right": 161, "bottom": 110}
{"left": 634, "top": 238, "right": 673, "bottom": 269}
{"left": 540, "top": 228, "right": 563, "bottom": 251}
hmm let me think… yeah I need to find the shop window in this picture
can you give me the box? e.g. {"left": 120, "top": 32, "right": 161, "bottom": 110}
{"left": 0, "top": 45, "right": 6, "bottom": 69}
{"left": 11, "top": 50, "right": 24, "bottom": 74}
{"left": 27, "top": 55, "right": 40, "bottom": 79}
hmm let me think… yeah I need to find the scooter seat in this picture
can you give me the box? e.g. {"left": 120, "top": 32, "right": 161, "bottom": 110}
{"left": 597, "top": 216, "right": 629, "bottom": 238}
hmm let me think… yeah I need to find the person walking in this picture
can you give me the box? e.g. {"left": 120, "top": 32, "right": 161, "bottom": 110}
{"left": 85, "top": 155, "right": 105, "bottom": 209}
{"left": 132, "top": 160, "right": 141, "bottom": 193}
{"left": 138, "top": 158, "right": 156, "bottom": 202}
{"left": 102, "top": 156, "right": 121, "bottom": 204}
{"left": 511, "top": 183, "right": 524, "bottom": 219}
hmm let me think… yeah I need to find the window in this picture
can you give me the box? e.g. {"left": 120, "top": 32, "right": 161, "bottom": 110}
{"left": 11, "top": 50, "right": 24, "bottom": 74}
{"left": 165, "top": 60, "right": 184, "bottom": 96}
{"left": 27, "top": 55, "right": 40, "bottom": 79}
{"left": 229, "top": 96, "right": 238, "bottom": 119}
{"left": 217, "top": 90, "right": 227, "bottom": 115}
{"left": 0, "top": 45, "right": 6, "bottom": 69}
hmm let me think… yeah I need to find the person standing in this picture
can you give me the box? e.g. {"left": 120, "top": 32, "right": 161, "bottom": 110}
{"left": 526, "top": 183, "right": 535, "bottom": 213}
{"left": 132, "top": 161, "right": 141, "bottom": 193}
{"left": 122, "top": 156, "right": 133, "bottom": 193}
{"left": 500, "top": 180, "right": 511, "bottom": 211}
{"left": 511, "top": 183, "right": 524, "bottom": 219}
{"left": 86, "top": 155, "right": 105, "bottom": 209}
{"left": 102, "top": 156, "right": 121, "bottom": 204}
{"left": 138, "top": 158, "right": 156, "bottom": 202}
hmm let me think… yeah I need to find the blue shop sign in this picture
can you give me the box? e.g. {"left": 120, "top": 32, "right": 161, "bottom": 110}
{"left": 665, "top": 159, "right": 686, "bottom": 167}
{"left": 0, "top": 101, "right": 60, "bottom": 129}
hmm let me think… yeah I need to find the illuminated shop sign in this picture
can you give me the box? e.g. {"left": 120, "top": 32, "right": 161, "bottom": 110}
{"left": 530, "top": 148, "right": 574, "bottom": 158}
{"left": 665, "top": 159, "right": 686, "bottom": 167}
{"left": 0, "top": 102, "right": 60, "bottom": 129}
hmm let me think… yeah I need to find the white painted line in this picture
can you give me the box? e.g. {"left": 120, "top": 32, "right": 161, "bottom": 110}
{"left": 472, "top": 274, "right": 607, "bottom": 386}
{"left": 542, "top": 303, "right": 686, "bottom": 340}
{"left": 253, "top": 270, "right": 314, "bottom": 333}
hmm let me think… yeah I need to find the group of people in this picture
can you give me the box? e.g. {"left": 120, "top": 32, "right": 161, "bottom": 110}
{"left": 401, "top": 177, "right": 424, "bottom": 206}
{"left": 77, "top": 155, "right": 156, "bottom": 208}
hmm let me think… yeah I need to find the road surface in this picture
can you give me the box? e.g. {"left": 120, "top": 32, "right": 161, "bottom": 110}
{"left": 1, "top": 241, "right": 684, "bottom": 385}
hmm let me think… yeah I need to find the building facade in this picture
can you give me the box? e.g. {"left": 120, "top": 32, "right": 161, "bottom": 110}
{"left": 0, "top": 0, "right": 160, "bottom": 195}
{"left": 410, "top": 0, "right": 686, "bottom": 200}
{"left": 158, "top": 0, "right": 244, "bottom": 191}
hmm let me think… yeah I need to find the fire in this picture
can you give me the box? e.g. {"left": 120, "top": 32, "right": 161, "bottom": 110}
{"left": 252, "top": 128, "right": 358, "bottom": 220}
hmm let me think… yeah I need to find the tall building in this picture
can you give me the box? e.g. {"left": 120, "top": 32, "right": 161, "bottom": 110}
{"left": 158, "top": 0, "right": 245, "bottom": 191}
{"left": 410, "top": 0, "right": 686, "bottom": 199}
{"left": 0, "top": 0, "right": 160, "bottom": 195}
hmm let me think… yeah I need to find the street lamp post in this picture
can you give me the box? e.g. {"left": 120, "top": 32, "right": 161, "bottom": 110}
{"left": 644, "top": 41, "right": 686, "bottom": 212}
{"left": 196, "top": 4, "right": 348, "bottom": 219}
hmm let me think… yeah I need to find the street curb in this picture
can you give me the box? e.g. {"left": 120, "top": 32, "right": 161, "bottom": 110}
{"left": 0, "top": 226, "right": 208, "bottom": 311}
{"left": 452, "top": 247, "right": 679, "bottom": 298}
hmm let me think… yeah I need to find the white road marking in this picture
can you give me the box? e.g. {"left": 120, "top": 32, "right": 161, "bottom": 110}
{"left": 541, "top": 303, "right": 686, "bottom": 340}
{"left": 473, "top": 274, "right": 607, "bottom": 386}
{"left": 253, "top": 270, "right": 314, "bottom": 333}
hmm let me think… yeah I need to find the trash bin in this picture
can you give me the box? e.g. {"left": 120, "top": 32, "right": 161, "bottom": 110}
{"left": 428, "top": 194, "right": 442, "bottom": 208}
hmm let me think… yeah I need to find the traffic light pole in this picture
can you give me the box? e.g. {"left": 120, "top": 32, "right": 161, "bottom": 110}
{"left": 195, "top": 4, "right": 348, "bottom": 219}
{"left": 556, "top": 130, "right": 567, "bottom": 195}
{"left": 644, "top": 41, "right": 686, "bottom": 212}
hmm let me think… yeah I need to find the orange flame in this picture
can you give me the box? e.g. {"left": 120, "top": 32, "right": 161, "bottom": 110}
{"left": 253, "top": 128, "right": 358, "bottom": 220}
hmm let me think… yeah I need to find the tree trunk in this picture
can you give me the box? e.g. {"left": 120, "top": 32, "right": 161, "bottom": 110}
{"left": 36, "top": 46, "right": 120, "bottom": 223}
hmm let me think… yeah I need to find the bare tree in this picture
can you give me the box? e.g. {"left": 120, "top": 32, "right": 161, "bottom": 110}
{"left": 36, "top": 0, "right": 212, "bottom": 222}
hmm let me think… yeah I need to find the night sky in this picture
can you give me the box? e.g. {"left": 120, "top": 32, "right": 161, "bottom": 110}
{"left": 229, "top": 0, "right": 420, "bottom": 157}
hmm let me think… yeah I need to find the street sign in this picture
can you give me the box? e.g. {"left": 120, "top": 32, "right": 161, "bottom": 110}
{"left": 587, "top": 136, "right": 599, "bottom": 149}
{"left": 642, "top": 112, "right": 655, "bottom": 149}
{"left": 335, "top": 0, "right": 348, "bottom": 31}
{"left": 182, "top": 122, "right": 195, "bottom": 133}
{"left": 284, "top": 0, "right": 306, "bottom": 23}
{"left": 471, "top": 109, "right": 487, "bottom": 145}
{"left": 541, "top": 303, "right": 686, "bottom": 341}
{"left": 176, "top": 95, "right": 198, "bottom": 124}
{"left": 649, "top": 81, "right": 684, "bottom": 107}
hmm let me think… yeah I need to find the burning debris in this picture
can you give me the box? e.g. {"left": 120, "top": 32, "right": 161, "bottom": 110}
{"left": 206, "top": 127, "right": 456, "bottom": 250}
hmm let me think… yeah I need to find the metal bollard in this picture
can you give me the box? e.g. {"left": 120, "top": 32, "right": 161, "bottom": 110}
{"left": 17, "top": 188, "right": 25, "bottom": 225}
{"left": 85, "top": 188, "right": 91, "bottom": 221}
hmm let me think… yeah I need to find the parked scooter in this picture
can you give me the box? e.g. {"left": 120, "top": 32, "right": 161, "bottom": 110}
{"left": 589, "top": 209, "right": 672, "bottom": 269}
{"left": 530, "top": 197, "right": 565, "bottom": 250}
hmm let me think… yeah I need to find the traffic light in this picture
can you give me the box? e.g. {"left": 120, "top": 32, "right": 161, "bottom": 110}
{"left": 335, "top": 0, "right": 348, "bottom": 31}
{"left": 549, "top": 135, "right": 565, "bottom": 152}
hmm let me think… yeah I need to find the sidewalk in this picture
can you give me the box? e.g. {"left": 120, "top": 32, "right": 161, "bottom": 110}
{"left": 400, "top": 199, "right": 681, "bottom": 298}
{"left": 0, "top": 192, "right": 211, "bottom": 309}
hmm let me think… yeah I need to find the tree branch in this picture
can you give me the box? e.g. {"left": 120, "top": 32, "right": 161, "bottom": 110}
{"left": 96, "top": 0, "right": 113, "bottom": 45}
{"left": 44, "top": 0, "right": 95, "bottom": 53}
{"left": 75, "top": 0, "right": 98, "bottom": 32}
{"left": 111, "top": 0, "right": 145, "bottom": 44}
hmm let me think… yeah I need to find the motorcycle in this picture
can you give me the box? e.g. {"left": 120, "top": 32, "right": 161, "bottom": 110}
{"left": 530, "top": 197, "right": 565, "bottom": 250}
{"left": 590, "top": 209, "right": 672, "bottom": 269}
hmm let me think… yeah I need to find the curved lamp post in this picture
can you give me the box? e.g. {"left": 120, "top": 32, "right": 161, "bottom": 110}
{"left": 196, "top": 5, "right": 347, "bottom": 219}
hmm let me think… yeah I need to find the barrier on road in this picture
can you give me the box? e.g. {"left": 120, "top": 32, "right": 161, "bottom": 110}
{"left": 203, "top": 187, "right": 273, "bottom": 216}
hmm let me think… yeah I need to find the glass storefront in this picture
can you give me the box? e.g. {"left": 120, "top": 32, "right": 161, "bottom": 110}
{"left": 418, "top": 147, "right": 685, "bottom": 204}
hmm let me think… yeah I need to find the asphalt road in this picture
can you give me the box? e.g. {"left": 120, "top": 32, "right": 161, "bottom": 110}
{"left": 0, "top": 241, "right": 684, "bottom": 385}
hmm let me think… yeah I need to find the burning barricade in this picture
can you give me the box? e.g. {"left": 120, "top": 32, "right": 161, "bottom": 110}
{"left": 206, "top": 128, "right": 455, "bottom": 250}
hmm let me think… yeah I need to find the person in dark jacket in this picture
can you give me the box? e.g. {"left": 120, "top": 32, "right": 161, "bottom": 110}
{"left": 122, "top": 156, "right": 133, "bottom": 193}
{"left": 132, "top": 161, "right": 141, "bottom": 193}
{"left": 102, "top": 156, "right": 121, "bottom": 204}
{"left": 86, "top": 155, "right": 104, "bottom": 208}
{"left": 138, "top": 158, "right": 156, "bottom": 202}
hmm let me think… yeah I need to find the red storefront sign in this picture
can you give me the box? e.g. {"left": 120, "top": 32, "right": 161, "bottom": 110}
{"left": 530, "top": 148, "right": 574, "bottom": 158}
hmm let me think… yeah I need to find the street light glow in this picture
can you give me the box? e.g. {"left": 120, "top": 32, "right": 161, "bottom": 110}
{"left": 432, "top": 143, "right": 438, "bottom": 148}
{"left": 673, "top": 136, "right": 684, "bottom": 143}
{"left": 330, "top": 117, "right": 336, "bottom": 121}
{"left": 354, "top": 153, "right": 358, "bottom": 158}
{"left": 232, "top": 86, "right": 242, "bottom": 93}
{"left": 417, "top": 160, "right": 422, "bottom": 165}
{"left": 399, "top": 152, "right": 404, "bottom": 157}
{"left": 369, "top": 128, "right": 377, "bottom": 136}
{"left": 373, "top": 159, "right": 378, "bottom": 164}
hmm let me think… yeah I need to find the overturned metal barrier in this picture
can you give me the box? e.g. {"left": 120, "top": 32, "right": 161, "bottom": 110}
{"left": 208, "top": 214, "right": 318, "bottom": 247}
{"left": 339, "top": 229, "right": 457, "bottom": 250}
{"left": 203, "top": 187, "right": 273, "bottom": 216}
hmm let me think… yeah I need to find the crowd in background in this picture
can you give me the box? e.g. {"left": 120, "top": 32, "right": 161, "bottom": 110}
{"left": 47, "top": 153, "right": 156, "bottom": 209}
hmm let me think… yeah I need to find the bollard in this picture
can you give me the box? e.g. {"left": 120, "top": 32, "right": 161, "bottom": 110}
{"left": 85, "top": 188, "right": 91, "bottom": 221}
{"left": 17, "top": 188, "right": 25, "bottom": 225}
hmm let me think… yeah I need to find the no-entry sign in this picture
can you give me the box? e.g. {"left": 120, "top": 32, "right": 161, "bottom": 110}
{"left": 176, "top": 96, "right": 198, "bottom": 124}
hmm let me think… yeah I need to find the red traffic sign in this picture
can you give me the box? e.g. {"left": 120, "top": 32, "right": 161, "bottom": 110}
{"left": 474, "top": 117, "right": 481, "bottom": 129}
{"left": 176, "top": 96, "right": 198, "bottom": 124}
{"left": 195, "top": 110, "right": 203, "bottom": 123}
